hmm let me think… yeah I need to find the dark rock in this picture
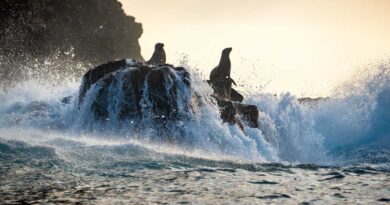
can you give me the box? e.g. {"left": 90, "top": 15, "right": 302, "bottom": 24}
{"left": 210, "top": 93, "right": 259, "bottom": 130}
{"left": 145, "top": 66, "right": 181, "bottom": 119}
{"left": 230, "top": 88, "right": 244, "bottom": 102}
{"left": 216, "top": 99, "right": 238, "bottom": 125}
{"left": 78, "top": 58, "right": 260, "bottom": 134}
{"left": 214, "top": 98, "right": 259, "bottom": 130}
{"left": 79, "top": 59, "right": 192, "bottom": 123}
{"left": 234, "top": 103, "right": 259, "bottom": 128}
{"left": 0, "top": 0, "right": 143, "bottom": 85}
{"left": 0, "top": 0, "right": 143, "bottom": 63}
{"left": 146, "top": 65, "right": 191, "bottom": 121}
{"left": 78, "top": 59, "right": 140, "bottom": 104}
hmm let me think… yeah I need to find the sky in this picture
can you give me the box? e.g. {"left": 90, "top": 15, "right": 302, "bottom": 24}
{"left": 120, "top": 0, "right": 390, "bottom": 97}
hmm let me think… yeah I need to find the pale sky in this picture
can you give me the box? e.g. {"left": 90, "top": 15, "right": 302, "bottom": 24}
{"left": 120, "top": 0, "right": 390, "bottom": 97}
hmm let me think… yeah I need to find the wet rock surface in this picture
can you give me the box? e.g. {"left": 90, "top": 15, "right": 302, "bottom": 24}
{"left": 78, "top": 59, "right": 259, "bottom": 131}
{"left": 78, "top": 59, "right": 193, "bottom": 124}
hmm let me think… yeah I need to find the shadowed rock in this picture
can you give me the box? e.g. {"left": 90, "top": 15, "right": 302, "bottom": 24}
{"left": 0, "top": 0, "right": 144, "bottom": 87}
{"left": 230, "top": 88, "right": 244, "bottom": 102}
{"left": 78, "top": 59, "right": 141, "bottom": 105}
{"left": 78, "top": 58, "right": 260, "bottom": 133}
{"left": 0, "top": 0, "right": 143, "bottom": 64}
{"left": 234, "top": 103, "right": 259, "bottom": 128}
{"left": 78, "top": 59, "right": 192, "bottom": 123}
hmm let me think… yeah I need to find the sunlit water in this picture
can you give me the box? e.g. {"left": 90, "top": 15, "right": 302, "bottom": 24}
{"left": 0, "top": 60, "right": 389, "bottom": 204}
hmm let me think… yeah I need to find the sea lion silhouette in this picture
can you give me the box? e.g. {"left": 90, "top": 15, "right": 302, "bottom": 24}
{"left": 209, "top": 47, "right": 236, "bottom": 99}
{"left": 146, "top": 43, "right": 166, "bottom": 65}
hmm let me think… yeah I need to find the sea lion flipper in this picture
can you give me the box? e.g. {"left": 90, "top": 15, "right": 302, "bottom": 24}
{"left": 229, "top": 77, "right": 237, "bottom": 86}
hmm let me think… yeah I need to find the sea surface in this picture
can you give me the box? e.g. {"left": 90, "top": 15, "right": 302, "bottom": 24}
{"left": 0, "top": 60, "right": 389, "bottom": 204}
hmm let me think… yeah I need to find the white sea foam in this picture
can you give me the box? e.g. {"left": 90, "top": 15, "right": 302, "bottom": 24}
{"left": 0, "top": 59, "right": 388, "bottom": 166}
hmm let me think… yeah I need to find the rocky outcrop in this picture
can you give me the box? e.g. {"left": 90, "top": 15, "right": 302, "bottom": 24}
{"left": 78, "top": 59, "right": 259, "bottom": 132}
{"left": 213, "top": 96, "right": 259, "bottom": 130}
{"left": 0, "top": 0, "right": 143, "bottom": 68}
{"left": 78, "top": 59, "right": 193, "bottom": 123}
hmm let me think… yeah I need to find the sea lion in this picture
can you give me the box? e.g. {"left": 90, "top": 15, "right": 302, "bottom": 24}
{"left": 210, "top": 47, "right": 232, "bottom": 81}
{"left": 146, "top": 43, "right": 166, "bottom": 65}
{"left": 209, "top": 47, "right": 236, "bottom": 99}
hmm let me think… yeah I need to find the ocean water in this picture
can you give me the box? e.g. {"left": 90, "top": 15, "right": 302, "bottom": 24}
{"left": 0, "top": 60, "right": 389, "bottom": 204}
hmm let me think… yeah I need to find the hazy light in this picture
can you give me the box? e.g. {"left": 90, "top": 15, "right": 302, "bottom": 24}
{"left": 120, "top": 0, "right": 390, "bottom": 97}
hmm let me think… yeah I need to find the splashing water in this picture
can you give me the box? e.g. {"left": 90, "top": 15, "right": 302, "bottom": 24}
{"left": 1, "top": 58, "right": 389, "bottom": 204}
{"left": 0, "top": 58, "right": 389, "bottom": 168}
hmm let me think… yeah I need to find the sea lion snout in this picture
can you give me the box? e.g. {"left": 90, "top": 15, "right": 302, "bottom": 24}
{"left": 223, "top": 47, "right": 232, "bottom": 54}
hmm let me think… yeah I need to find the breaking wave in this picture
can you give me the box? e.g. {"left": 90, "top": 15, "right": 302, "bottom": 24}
{"left": 0, "top": 59, "right": 388, "bottom": 168}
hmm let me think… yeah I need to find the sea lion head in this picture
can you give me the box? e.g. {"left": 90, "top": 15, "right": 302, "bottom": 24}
{"left": 155, "top": 43, "right": 164, "bottom": 50}
{"left": 222, "top": 47, "right": 232, "bottom": 55}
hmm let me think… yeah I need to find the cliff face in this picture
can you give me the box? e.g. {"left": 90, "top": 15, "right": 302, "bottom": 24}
{"left": 0, "top": 0, "right": 143, "bottom": 64}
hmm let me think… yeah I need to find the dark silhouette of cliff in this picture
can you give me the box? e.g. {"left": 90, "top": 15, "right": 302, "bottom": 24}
{"left": 0, "top": 0, "right": 144, "bottom": 86}
{"left": 0, "top": 0, "right": 143, "bottom": 63}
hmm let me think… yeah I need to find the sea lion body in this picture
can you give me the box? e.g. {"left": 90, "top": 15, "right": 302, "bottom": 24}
{"left": 209, "top": 47, "right": 232, "bottom": 81}
{"left": 147, "top": 43, "right": 166, "bottom": 65}
{"left": 209, "top": 47, "right": 233, "bottom": 99}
